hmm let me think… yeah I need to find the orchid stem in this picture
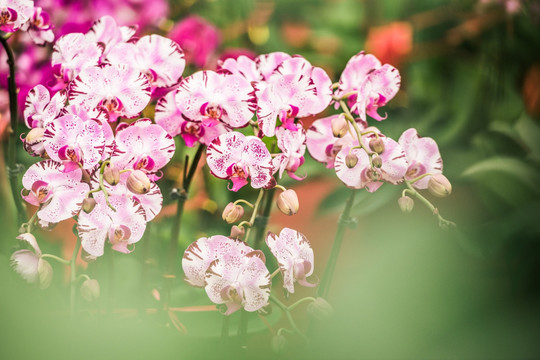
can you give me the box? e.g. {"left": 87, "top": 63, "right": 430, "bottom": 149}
{"left": 163, "top": 144, "right": 205, "bottom": 312}
{"left": 0, "top": 34, "right": 26, "bottom": 224}
{"left": 270, "top": 295, "right": 309, "bottom": 343}
{"left": 70, "top": 239, "right": 81, "bottom": 318}
{"left": 317, "top": 188, "right": 357, "bottom": 299}
{"left": 41, "top": 254, "right": 70, "bottom": 266}
{"left": 404, "top": 181, "right": 456, "bottom": 228}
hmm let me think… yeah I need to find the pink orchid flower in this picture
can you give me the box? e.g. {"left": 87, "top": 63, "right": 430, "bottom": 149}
{"left": 266, "top": 228, "right": 316, "bottom": 294}
{"left": 0, "top": 0, "right": 33, "bottom": 32}
{"left": 306, "top": 115, "right": 362, "bottom": 169}
{"left": 256, "top": 57, "right": 332, "bottom": 137}
{"left": 85, "top": 15, "right": 137, "bottom": 58}
{"left": 69, "top": 64, "right": 151, "bottom": 122}
{"left": 51, "top": 33, "right": 103, "bottom": 84}
{"left": 21, "top": 160, "right": 89, "bottom": 226}
{"left": 94, "top": 171, "right": 163, "bottom": 222}
{"left": 107, "top": 34, "right": 185, "bottom": 91}
{"left": 334, "top": 133, "right": 408, "bottom": 192}
{"left": 24, "top": 84, "right": 66, "bottom": 129}
{"left": 20, "top": 6, "right": 54, "bottom": 45}
{"left": 78, "top": 192, "right": 146, "bottom": 257}
{"left": 182, "top": 235, "right": 253, "bottom": 287}
{"left": 43, "top": 114, "right": 105, "bottom": 172}
{"left": 336, "top": 51, "right": 401, "bottom": 122}
{"left": 175, "top": 70, "right": 256, "bottom": 129}
{"left": 206, "top": 132, "right": 274, "bottom": 192}
{"left": 272, "top": 125, "right": 307, "bottom": 180}
{"left": 155, "top": 88, "right": 227, "bottom": 147}
{"left": 398, "top": 128, "right": 443, "bottom": 189}
{"left": 11, "top": 233, "right": 53, "bottom": 289}
{"left": 111, "top": 118, "right": 175, "bottom": 177}
{"left": 205, "top": 248, "right": 271, "bottom": 315}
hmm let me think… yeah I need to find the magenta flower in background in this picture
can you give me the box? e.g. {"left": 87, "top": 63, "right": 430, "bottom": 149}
{"left": 0, "top": 0, "right": 33, "bottom": 32}
{"left": 78, "top": 192, "right": 147, "bottom": 257}
{"left": 398, "top": 128, "right": 443, "bottom": 189}
{"left": 168, "top": 15, "right": 221, "bottom": 68}
{"left": 21, "top": 160, "right": 89, "bottom": 226}
{"left": 206, "top": 132, "right": 274, "bottom": 192}
{"left": 266, "top": 228, "right": 315, "bottom": 294}
{"left": 337, "top": 51, "right": 401, "bottom": 122}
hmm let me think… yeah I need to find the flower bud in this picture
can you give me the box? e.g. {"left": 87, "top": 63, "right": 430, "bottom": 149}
{"left": 80, "top": 278, "right": 100, "bottom": 302}
{"left": 222, "top": 202, "right": 244, "bottom": 224}
{"left": 276, "top": 189, "right": 299, "bottom": 216}
{"left": 345, "top": 153, "right": 358, "bottom": 168}
{"left": 37, "top": 258, "right": 53, "bottom": 290}
{"left": 127, "top": 170, "right": 151, "bottom": 194}
{"left": 398, "top": 196, "right": 414, "bottom": 213}
{"left": 82, "top": 198, "right": 97, "bottom": 213}
{"left": 331, "top": 115, "right": 348, "bottom": 138}
{"left": 230, "top": 225, "right": 245, "bottom": 239}
{"left": 307, "top": 297, "right": 334, "bottom": 321}
{"left": 369, "top": 138, "right": 385, "bottom": 154}
{"left": 103, "top": 163, "right": 120, "bottom": 186}
{"left": 271, "top": 334, "right": 287, "bottom": 353}
{"left": 372, "top": 156, "right": 382, "bottom": 168}
{"left": 23, "top": 127, "right": 47, "bottom": 157}
{"left": 428, "top": 174, "right": 452, "bottom": 198}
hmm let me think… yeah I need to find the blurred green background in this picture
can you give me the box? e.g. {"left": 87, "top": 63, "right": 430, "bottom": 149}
{"left": 2, "top": 0, "right": 540, "bottom": 358}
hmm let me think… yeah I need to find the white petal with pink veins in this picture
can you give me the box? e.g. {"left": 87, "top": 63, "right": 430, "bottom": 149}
{"left": 52, "top": 33, "right": 102, "bottom": 82}
{"left": 21, "top": 160, "right": 89, "bottom": 224}
{"left": 69, "top": 64, "right": 151, "bottom": 120}
{"left": 182, "top": 236, "right": 251, "bottom": 287}
{"left": 206, "top": 132, "right": 248, "bottom": 179}
{"left": 44, "top": 114, "right": 105, "bottom": 170}
{"left": 399, "top": 128, "right": 443, "bottom": 189}
{"left": 112, "top": 118, "right": 175, "bottom": 171}
{"left": 24, "top": 85, "right": 66, "bottom": 128}
{"left": 108, "top": 35, "right": 185, "bottom": 89}
{"left": 266, "top": 228, "right": 314, "bottom": 294}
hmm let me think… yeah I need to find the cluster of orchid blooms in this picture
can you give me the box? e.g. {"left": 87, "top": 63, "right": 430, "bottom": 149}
{"left": 4, "top": 0, "right": 453, "bottom": 340}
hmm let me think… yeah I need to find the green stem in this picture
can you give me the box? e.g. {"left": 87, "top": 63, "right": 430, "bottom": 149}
{"left": 288, "top": 297, "right": 317, "bottom": 311}
{"left": 339, "top": 100, "right": 374, "bottom": 159}
{"left": 404, "top": 181, "right": 455, "bottom": 228}
{"left": 243, "top": 188, "right": 265, "bottom": 246}
{"left": 70, "top": 239, "right": 81, "bottom": 318}
{"left": 270, "top": 295, "right": 309, "bottom": 343}
{"left": 163, "top": 144, "right": 205, "bottom": 311}
{"left": 0, "top": 34, "right": 26, "bottom": 224}
{"left": 41, "top": 254, "right": 70, "bottom": 266}
{"left": 233, "top": 199, "right": 254, "bottom": 208}
{"left": 317, "top": 188, "right": 357, "bottom": 299}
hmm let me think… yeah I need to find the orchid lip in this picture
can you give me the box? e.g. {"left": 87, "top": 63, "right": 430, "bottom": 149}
{"left": 31, "top": 180, "right": 53, "bottom": 204}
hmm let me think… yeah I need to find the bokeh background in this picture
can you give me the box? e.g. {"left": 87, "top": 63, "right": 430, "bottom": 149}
{"left": 1, "top": 0, "right": 540, "bottom": 359}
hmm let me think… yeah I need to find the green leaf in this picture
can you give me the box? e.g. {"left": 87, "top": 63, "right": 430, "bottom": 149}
{"left": 515, "top": 114, "right": 540, "bottom": 161}
{"left": 461, "top": 157, "right": 540, "bottom": 192}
